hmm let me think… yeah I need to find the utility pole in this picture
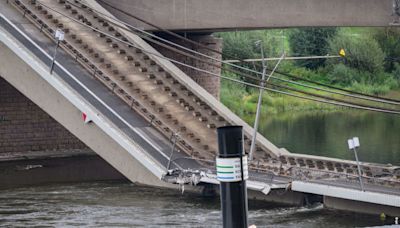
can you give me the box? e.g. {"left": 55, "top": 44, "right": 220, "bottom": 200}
{"left": 166, "top": 132, "right": 179, "bottom": 170}
{"left": 249, "top": 41, "right": 285, "bottom": 161}
{"left": 393, "top": 0, "right": 400, "bottom": 24}
{"left": 50, "top": 29, "right": 64, "bottom": 74}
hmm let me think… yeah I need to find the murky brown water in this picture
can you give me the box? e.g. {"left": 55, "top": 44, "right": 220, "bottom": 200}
{"left": 0, "top": 182, "right": 395, "bottom": 227}
{"left": 1, "top": 111, "right": 399, "bottom": 227}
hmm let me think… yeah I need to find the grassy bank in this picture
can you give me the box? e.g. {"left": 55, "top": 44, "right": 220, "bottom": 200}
{"left": 220, "top": 74, "right": 345, "bottom": 123}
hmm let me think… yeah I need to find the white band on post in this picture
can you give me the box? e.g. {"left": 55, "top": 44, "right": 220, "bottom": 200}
{"left": 216, "top": 156, "right": 249, "bottom": 182}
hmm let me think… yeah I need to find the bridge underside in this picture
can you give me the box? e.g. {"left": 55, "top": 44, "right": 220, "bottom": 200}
{"left": 98, "top": 0, "right": 397, "bottom": 33}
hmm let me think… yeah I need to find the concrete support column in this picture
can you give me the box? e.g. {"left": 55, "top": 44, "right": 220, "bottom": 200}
{"left": 152, "top": 33, "right": 222, "bottom": 99}
{"left": 0, "top": 77, "right": 89, "bottom": 155}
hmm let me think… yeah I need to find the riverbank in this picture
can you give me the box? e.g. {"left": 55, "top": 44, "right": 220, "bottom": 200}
{"left": 220, "top": 76, "right": 400, "bottom": 124}
{"left": 217, "top": 26, "right": 400, "bottom": 119}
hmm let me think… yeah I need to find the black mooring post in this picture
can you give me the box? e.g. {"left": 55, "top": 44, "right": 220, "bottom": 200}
{"left": 217, "top": 126, "right": 248, "bottom": 228}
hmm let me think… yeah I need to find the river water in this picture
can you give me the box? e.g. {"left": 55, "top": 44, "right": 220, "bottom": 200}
{"left": 260, "top": 110, "right": 400, "bottom": 165}
{"left": 0, "top": 182, "right": 394, "bottom": 227}
{"left": 1, "top": 110, "right": 399, "bottom": 227}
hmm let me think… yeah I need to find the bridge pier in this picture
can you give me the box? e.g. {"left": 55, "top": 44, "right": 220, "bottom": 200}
{"left": 0, "top": 41, "right": 172, "bottom": 189}
{"left": 152, "top": 33, "right": 222, "bottom": 99}
{"left": 0, "top": 78, "right": 89, "bottom": 156}
{"left": 0, "top": 77, "right": 127, "bottom": 188}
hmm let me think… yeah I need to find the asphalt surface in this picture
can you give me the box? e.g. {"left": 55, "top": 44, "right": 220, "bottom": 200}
{"left": 0, "top": 7, "right": 201, "bottom": 172}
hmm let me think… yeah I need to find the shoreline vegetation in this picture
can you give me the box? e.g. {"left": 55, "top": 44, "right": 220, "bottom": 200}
{"left": 216, "top": 27, "right": 400, "bottom": 119}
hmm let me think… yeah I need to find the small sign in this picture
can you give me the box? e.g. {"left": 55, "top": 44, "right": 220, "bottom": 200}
{"left": 216, "top": 156, "right": 249, "bottom": 182}
{"left": 348, "top": 137, "right": 360, "bottom": 150}
{"left": 55, "top": 29, "right": 65, "bottom": 41}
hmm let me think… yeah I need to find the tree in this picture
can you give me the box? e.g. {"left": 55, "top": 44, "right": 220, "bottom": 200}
{"left": 289, "top": 28, "right": 337, "bottom": 69}
{"left": 328, "top": 34, "right": 385, "bottom": 74}
{"left": 374, "top": 28, "right": 400, "bottom": 72}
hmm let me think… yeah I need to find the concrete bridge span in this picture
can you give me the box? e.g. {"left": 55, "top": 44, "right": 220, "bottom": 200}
{"left": 98, "top": 0, "right": 398, "bottom": 32}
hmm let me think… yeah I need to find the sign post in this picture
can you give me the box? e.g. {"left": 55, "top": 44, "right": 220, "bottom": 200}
{"left": 347, "top": 137, "right": 365, "bottom": 192}
{"left": 217, "top": 126, "right": 248, "bottom": 228}
{"left": 50, "top": 29, "right": 65, "bottom": 74}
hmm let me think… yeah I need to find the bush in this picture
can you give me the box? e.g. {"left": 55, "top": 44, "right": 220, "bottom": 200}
{"left": 289, "top": 28, "right": 337, "bottom": 69}
{"left": 350, "top": 82, "right": 391, "bottom": 95}
{"left": 374, "top": 28, "right": 400, "bottom": 72}
{"left": 288, "top": 67, "right": 326, "bottom": 82}
{"left": 393, "top": 63, "right": 400, "bottom": 81}
{"left": 328, "top": 34, "right": 385, "bottom": 76}
{"left": 327, "top": 63, "right": 359, "bottom": 85}
{"left": 217, "top": 30, "right": 288, "bottom": 86}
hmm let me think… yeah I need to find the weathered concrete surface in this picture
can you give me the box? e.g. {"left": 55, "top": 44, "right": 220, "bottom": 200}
{"left": 0, "top": 41, "right": 171, "bottom": 188}
{"left": 248, "top": 189, "right": 305, "bottom": 206}
{"left": 152, "top": 34, "right": 222, "bottom": 99}
{"left": 98, "top": 0, "right": 396, "bottom": 32}
{"left": 86, "top": 0, "right": 285, "bottom": 158}
{"left": 324, "top": 196, "right": 400, "bottom": 217}
{"left": 0, "top": 78, "right": 88, "bottom": 154}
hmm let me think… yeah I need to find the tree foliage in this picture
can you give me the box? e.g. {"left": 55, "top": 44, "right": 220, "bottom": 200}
{"left": 328, "top": 34, "right": 385, "bottom": 74}
{"left": 288, "top": 28, "right": 337, "bottom": 69}
{"left": 374, "top": 28, "right": 400, "bottom": 72}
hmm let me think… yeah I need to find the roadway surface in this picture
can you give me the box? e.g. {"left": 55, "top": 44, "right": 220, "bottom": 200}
{"left": 0, "top": 3, "right": 292, "bottom": 188}
{"left": 0, "top": 4, "right": 199, "bottom": 172}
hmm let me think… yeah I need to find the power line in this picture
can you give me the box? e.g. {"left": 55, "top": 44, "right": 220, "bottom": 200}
{"left": 35, "top": 1, "right": 400, "bottom": 115}
{"left": 65, "top": 0, "right": 400, "bottom": 106}
{"left": 94, "top": 0, "right": 400, "bottom": 104}
{"left": 224, "top": 55, "right": 341, "bottom": 63}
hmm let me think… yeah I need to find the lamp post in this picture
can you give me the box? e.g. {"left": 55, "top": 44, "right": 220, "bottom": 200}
{"left": 347, "top": 137, "right": 365, "bottom": 191}
{"left": 50, "top": 29, "right": 64, "bottom": 74}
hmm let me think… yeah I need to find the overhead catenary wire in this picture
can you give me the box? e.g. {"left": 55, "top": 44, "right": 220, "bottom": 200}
{"left": 35, "top": 1, "right": 400, "bottom": 115}
{"left": 93, "top": 0, "right": 400, "bottom": 104}
{"left": 36, "top": 1, "right": 400, "bottom": 114}
{"left": 68, "top": 0, "right": 400, "bottom": 106}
